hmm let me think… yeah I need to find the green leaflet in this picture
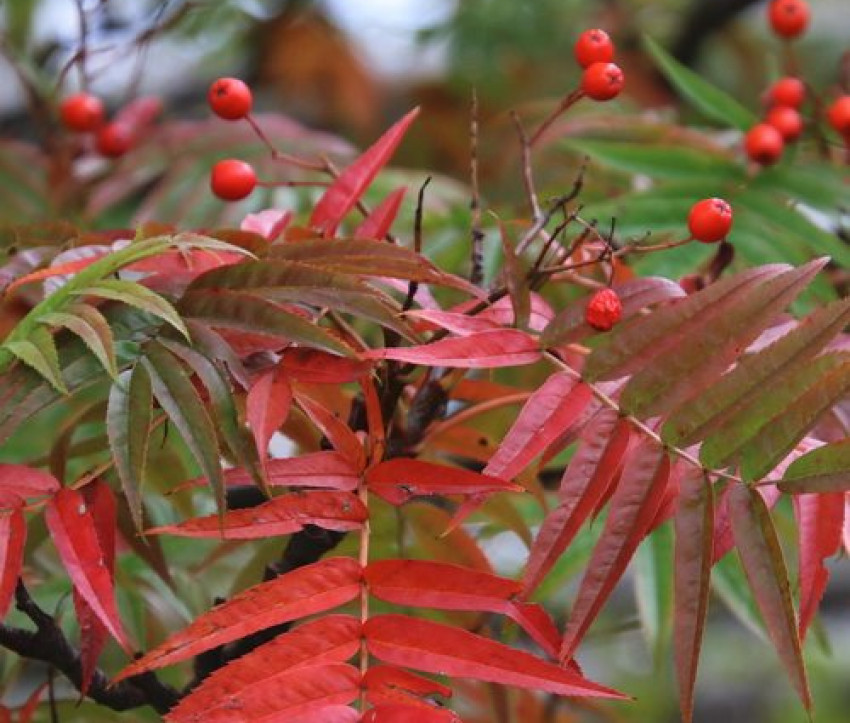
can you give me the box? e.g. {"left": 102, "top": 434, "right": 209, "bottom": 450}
{"left": 186, "top": 259, "right": 415, "bottom": 340}
{"left": 159, "top": 338, "right": 266, "bottom": 496}
{"left": 79, "top": 279, "right": 189, "bottom": 339}
{"left": 106, "top": 364, "right": 153, "bottom": 531}
{"left": 664, "top": 298, "right": 850, "bottom": 446}
{"left": 754, "top": 164, "right": 850, "bottom": 214}
{"left": 5, "top": 325, "right": 66, "bottom": 393}
{"left": 619, "top": 260, "right": 825, "bottom": 418}
{"left": 700, "top": 352, "right": 850, "bottom": 477}
{"left": 179, "top": 290, "right": 353, "bottom": 357}
{"left": 40, "top": 305, "right": 118, "bottom": 379}
{"left": 584, "top": 264, "right": 790, "bottom": 382}
{"left": 141, "top": 341, "right": 225, "bottom": 518}
{"left": 564, "top": 139, "right": 742, "bottom": 183}
{"left": 780, "top": 440, "right": 850, "bottom": 493}
{"left": 643, "top": 35, "right": 756, "bottom": 131}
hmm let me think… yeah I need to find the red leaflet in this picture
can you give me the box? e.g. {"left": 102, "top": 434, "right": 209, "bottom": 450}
{"left": 713, "top": 483, "right": 781, "bottom": 563}
{"left": 279, "top": 349, "right": 373, "bottom": 383}
{"left": 365, "top": 559, "right": 559, "bottom": 656}
{"left": 246, "top": 365, "right": 292, "bottom": 459}
{"left": 365, "top": 614, "right": 624, "bottom": 699}
{"left": 147, "top": 490, "right": 366, "bottom": 538}
{"left": 453, "top": 293, "right": 555, "bottom": 332}
{"left": 5, "top": 256, "right": 103, "bottom": 295}
{"left": 561, "top": 439, "right": 670, "bottom": 660}
{"left": 287, "top": 706, "right": 359, "bottom": 723}
{"left": 364, "top": 665, "right": 452, "bottom": 709}
{"left": 0, "top": 500, "right": 25, "bottom": 620}
{"left": 166, "top": 615, "right": 361, "bottom": 721}
{"left": 362, "top": 705, "right": 462, "bottom": 723}
{"left": 521, "top": 413, "right": 630, "bottom": 597}
{"left": 73, "top": 480, "right": 117, "bottom": 695}
{"left": 115, "top": 557, "right": 361, "bottom": 680}
{"left": 361, "top": 329, "right": 541, "bottom": 369}
{"left": 45, "top": 487, "right": 131, "bottom": 653}
{"left": 793, "top": 492, "right": 844, "bottom": 639}
{"left": 0, "top": 464, "right": 60, "bottom": 498}
{"left": 241, "top": 208, "right": 293, "bottom": 240}
{"left": 844, "top": 498, "right": 850, "bottom": 555}
{"left": 170, "top": 663, "right": 360, "bottom": 723}
{"left": 673, "top": 469, "right": 714, "bottom": 723}
{"left": 405, "top": 309, "right": 501, "bottom": 336}
{"left": 310, "top": 108, "right": 420, "bottom": 237}
{"left": 486, "top": 373, "right": 593, "bottom": 482}
{"left": 365, "top": 459, "right": 521, "bottom": 505}
{"left": 294, "top": 390, "right": 366, "bottom": 470}
{"left": 354, "top": 187, "right": 408, "bottom": 239}
{"left": 728, "top": 484, "right": 811, "bottom": 710}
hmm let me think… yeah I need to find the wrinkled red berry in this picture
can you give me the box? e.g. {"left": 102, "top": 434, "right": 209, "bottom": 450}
{"left": 585, "top": 288, "right": 622, "bottom": 331}
{"left": 767, "top": 0, "right": 810, "bottom": 39}
{"left": 574, "top": 29, "right": 615, "bottom": 68}
{"left": 827, "top": 96, "right": 850, "bottom": 137}
{"left": 59, "top": 93, "right": 105, "bottom": 133}
{"left": 744, "top": 123, "right": 784, "bottom": 165}
{"left": 208, "top": 77, "right": 253, "bottom": 121}
{"left": 95, "top": 122, "right": 133, "bottom": 158}
{"left": 766, "top": 77, "right": 805, "bottom": 108}
{"left": 211, "top": 159, "right": 257, "bottom": 201}
{"left": 688, "top": 198, "right": 733, "bottom": 243}
{"left": 765, "top": 105, "right": 803, "bottom": 141}
{"left": 581, "top": 62, "right": 624, "bottom": 102}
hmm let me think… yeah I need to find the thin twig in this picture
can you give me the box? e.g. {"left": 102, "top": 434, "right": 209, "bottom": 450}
{"left": 403, "top": 176, "right": 431, "bottom": 312}
{"left": 510, "top": 110, "right": 542, "bottom": 221}
{"left": 529, "top": 89, "right": 584, "bottom": 147}
{"left": 469, "top": 88, "right": 485, "bottom": 285}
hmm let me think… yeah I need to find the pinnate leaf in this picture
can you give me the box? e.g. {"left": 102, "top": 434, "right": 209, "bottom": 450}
{"left": 0, "top": 500, "right": 25, "bottom": 620}
{"left": 780, "top": 439, "right": 850, "bottom": 493}
{"left": 40, "top": 304, "right": 117, "bottom": 378}
{"left": 364, "top": 614, "right": 624, "bottom": 699}
{"left": 115, "top": 557, "right": 361, "bottom": 680}
{"left": 247, "top": 365, "right": 292, "bottom": 459}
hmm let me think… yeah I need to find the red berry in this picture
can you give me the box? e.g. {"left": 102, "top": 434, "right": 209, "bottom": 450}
{"left": 95, "top": 122, "right": 133, "bottom": 158}
{"left": 766, "top": 77, "right": 805, "bottom": 108}
{"left": 574, "top": 29, "right": 615, "bottom": 68}
{"left": 581, "top": 62, "right": 625, "bottom": 102}
{"left": 59, "top": 93, "right": 104, "bottom": 133}
{"left": 208, "top": 77, "right": 253, "bottom": 121}
{"left": 744, "top": 123, "right": 784, "bottom": 165}
{"left": 765, "top": 105, "right": 803, "bottom": 141}
{"left": 688, "top": 198, "right": 733, "bottom": 244}
{"left": 211, "top": 159, "right": 257, "bottom": 201}
{"left": 827, "top": 96, "right": 850, "bottom": 137}
{"left": 767, "top": 0, "right": 810, "bottom": 39}
{"left": 585, "top": 288, "right": 622, "bottom": 332}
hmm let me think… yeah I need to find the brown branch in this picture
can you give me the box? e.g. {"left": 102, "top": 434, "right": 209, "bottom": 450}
{"left": 469, "top": 89, "right": 485, "bottom": 285}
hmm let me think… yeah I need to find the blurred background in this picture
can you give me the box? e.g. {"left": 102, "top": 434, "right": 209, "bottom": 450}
{"left": 0, "top": 1, "right": 849, "bottom": 721}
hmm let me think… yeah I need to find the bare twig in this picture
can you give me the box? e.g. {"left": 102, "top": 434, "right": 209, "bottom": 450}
{"left": 510, "top": 110, "right": 542, "bottom": 221}
{"left": 469, "top": 89, "right": 485, "bottom": 286}
{"left": 529, "top": 89, "right": 584, "bottom": 147}
{"left": 403, "top": 176, "right": 432, "bottom": 312}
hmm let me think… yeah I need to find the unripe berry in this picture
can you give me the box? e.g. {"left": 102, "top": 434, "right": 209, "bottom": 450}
{"left": 744, "top": 123, "right": 784, "bottom": 165}
{"left": 59, "top": 93, "right": 105, "bottom": 133}
{"left": 95, "top": 122, "right": 133, "bottom": 158}
{"left": 581, "top": 62, "right": 624, "bottom": 102}
{"left": 208, "top": 77, "right": 253, "bottom": 121}
{"left": 211, "top": 159, "right": 257, "bottom": 201}
{"left": 573, "top": 29, "right": 615, "bottom": 68}
{"left": 767, "top": 0, "right": 810, "bottom": 39}
{"left": 688, "top": 198, "right": 733, "bottom": 244}
{"left": 827, "top": 96, "right": 850, "bottom": 137}
{"left": 766, "top": 77, "right": 805, "bottom": 108}
{"left": 585, "top": 288, "right": 622, "bottom": 332}
{"left": 765, "top": 105, "right": 803, "bottom": 142}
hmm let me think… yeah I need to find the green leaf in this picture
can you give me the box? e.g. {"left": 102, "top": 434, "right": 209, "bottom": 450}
{"left": 780, "top": 439, "right": 850, "bottom": 493}
{"left": 585, "top": 264, "right": 790, "bottom": 383}
{"left": 729, "top": 484, "right": 811, "bottom": 711}
{"left": 619, "top": 259, "right": 826, "bottom": 418}
{"left": 700, "top": 352, "right": 850, "bottom": 476}
{"left": 5, "top": 325, "right": 66, "bottom": 393}
{"left": 159, "top": 338, "right": 266, "bottom": 495}
{"left": 106, "top": 364, "right": 153, "bottom": 530}
{"left": 141, "top": 341, "right": 224, "bottom": 517}
{"left": 643, "top": 35, "right": 756, "bottom": 131}
{"left": 664, "top": 298, "right": 850, "bottom": 446}
{"left": 80, "top": 279, "right": 189, "bottom": 339}
{"left": 40, "top": 305, "right": 118, "bottom": 378}
{"left": 565, "top": 139, "right": 742, "bottom": 182}
{"left": 754, "top": 164, "right": 850, "bottom": 213}
{"left": 179, "top": 290, "right": 353, "bottom": 357}
{"left": 186, "top": 259, "right": 415, "bottom": 340}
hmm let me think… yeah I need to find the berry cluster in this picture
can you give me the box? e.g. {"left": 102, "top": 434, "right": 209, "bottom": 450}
{"left": 573, "top": 29, "right": 624, "bottom": 102}
{"left": 743, "top": 0, "right": 850, "bottom": 165}
{"left": 207, "top": 77, "right": 258, "bottom": 201}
